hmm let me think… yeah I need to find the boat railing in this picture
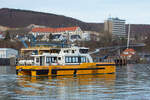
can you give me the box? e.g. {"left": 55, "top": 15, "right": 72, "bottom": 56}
{"left": 17, "top": 60, "right": 34, "bottom": 66}
{"left": 93, "top": 57, "right": 115, "bottom": 63}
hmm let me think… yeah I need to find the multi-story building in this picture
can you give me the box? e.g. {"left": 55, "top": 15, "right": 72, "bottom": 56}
{"left": 30, "top": 26, "right": 83, "bottom": 42}
{"left": 104, "top": 17, "right": 126, "bottom": 39}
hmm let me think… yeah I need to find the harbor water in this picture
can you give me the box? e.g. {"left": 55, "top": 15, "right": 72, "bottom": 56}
{"left": 0, "top": 64, "right": 150, "bottom": 100}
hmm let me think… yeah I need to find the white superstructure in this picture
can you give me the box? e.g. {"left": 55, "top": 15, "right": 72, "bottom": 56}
{"left": 22, "top": 46, "right": 93, "bottom": 66}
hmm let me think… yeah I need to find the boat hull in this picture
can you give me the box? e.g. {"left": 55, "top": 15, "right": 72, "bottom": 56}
{"left": 16, "top": 62, "right": 116, "bottom": 76}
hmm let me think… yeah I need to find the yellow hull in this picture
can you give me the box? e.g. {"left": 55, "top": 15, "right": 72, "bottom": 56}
{"left": 16, "top": 62, "right": 116, "bottom": 76}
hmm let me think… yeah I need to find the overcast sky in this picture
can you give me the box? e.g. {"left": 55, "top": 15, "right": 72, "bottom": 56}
{"left": 0, "top": 0, "right": 150, "bottom": 24}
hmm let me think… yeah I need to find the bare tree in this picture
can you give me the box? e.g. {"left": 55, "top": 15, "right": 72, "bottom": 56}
{"left": 4, "top": 31, "right": 11, "bottom": 40}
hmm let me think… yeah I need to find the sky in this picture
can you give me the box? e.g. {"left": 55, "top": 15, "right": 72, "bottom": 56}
{"left": 0, "top": 0, "right": 150, "bottom": 24}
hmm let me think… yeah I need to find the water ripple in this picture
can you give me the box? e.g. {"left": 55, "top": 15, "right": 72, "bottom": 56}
{"left": 0, "top": 65, "right": 150, "bottom": 99}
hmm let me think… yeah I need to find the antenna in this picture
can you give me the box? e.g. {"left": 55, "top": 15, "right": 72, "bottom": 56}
{"left": 127, "top": 24, "right": 130, "bottom": 48}
{"left": 108, "top": 14, "right": 111, "bottom": 19}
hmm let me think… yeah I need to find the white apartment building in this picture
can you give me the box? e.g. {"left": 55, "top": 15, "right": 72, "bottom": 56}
{"left": 104, "top": 17, "right": 126, "bottom": 39}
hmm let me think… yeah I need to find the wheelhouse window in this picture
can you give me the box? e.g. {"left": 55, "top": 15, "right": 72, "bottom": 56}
{"left": 79, "top": 49, "right": 88, "bottom": 54}
{"left": 64, "top": 50, "right": 69, "bottom": 53}
{"left": 72, "top": 50, "right": 75, "bottom": 53}
{"left": 50, "top": 49, "right": 60, "bottom": 53}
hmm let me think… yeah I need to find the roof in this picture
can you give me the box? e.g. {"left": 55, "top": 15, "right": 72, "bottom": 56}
{"left": 121, "top": 48, "right": 136, "bottom": 57}
{"left": 32, "top": 26, "right": 79, "bottom": 33}
{"left": 0, "top": 48, "right": 18, "bottom": 51}
{"left": 124, "top": 48, "right": 135, "bottom": 52}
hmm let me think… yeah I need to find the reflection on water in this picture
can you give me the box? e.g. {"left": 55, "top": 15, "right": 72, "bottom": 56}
{"left": 16, "top": 74, "right": 116, "bottom": 100}
{"left": 0, "top": 65, "right": 150, "bottom": 99}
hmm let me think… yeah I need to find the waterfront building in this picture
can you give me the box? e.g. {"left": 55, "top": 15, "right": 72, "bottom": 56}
{"left": 104, "top": 17, "right": 126, "bottom": 39}
{"left": 120, "top": 48, "right": 136, "bottom": 59}
{"left": 0, "top": 48, "right": 18, "bottom": 58}
{"left": 30, "top": 26, "right": 83, "bottom": 42}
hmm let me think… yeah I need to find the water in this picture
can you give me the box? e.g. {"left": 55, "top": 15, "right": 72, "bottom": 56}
{"left": 0, "top": 64, "right": 150, "bottom": 100}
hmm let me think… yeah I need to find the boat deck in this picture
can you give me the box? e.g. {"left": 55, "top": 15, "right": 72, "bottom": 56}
{"left": 16, "top": 62, "right": 116, "bottom": 76}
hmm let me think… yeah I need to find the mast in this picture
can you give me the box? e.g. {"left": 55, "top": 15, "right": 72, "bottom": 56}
{"left": 127, "top": 24, "right": 130, "bottom": 48}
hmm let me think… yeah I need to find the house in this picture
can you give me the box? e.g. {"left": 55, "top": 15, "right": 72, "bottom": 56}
{"left": 121, "top": 48, "right": 136, "bottom": 59}
{"left": 30, "top": 26, "right": 83, "bottom": 41}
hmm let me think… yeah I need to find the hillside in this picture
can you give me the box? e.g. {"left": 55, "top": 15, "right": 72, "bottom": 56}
{"left": 0, "top": 8, "right": 103, "bottom": 32}
{"left": 1, "top": 8, "right": 150, "bottom": 36}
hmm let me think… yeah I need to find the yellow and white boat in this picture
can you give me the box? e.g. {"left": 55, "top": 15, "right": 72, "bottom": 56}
{"left": 16, "top": 46, "right": 116, "bottom": 76}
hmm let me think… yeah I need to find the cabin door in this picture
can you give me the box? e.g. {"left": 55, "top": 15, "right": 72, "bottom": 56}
{"left": 40, "top": 56, "right": 42, "bottom": 66}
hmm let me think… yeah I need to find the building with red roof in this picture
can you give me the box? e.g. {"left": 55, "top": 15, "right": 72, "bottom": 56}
{"left": 121, "top": 48, "right": 136, "bottom": 59}
{"left": 31, "top": 26, "right": 82, "bottom": 36}
{"left": 30, "top": 26, "right": 83, "bottom": 41}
